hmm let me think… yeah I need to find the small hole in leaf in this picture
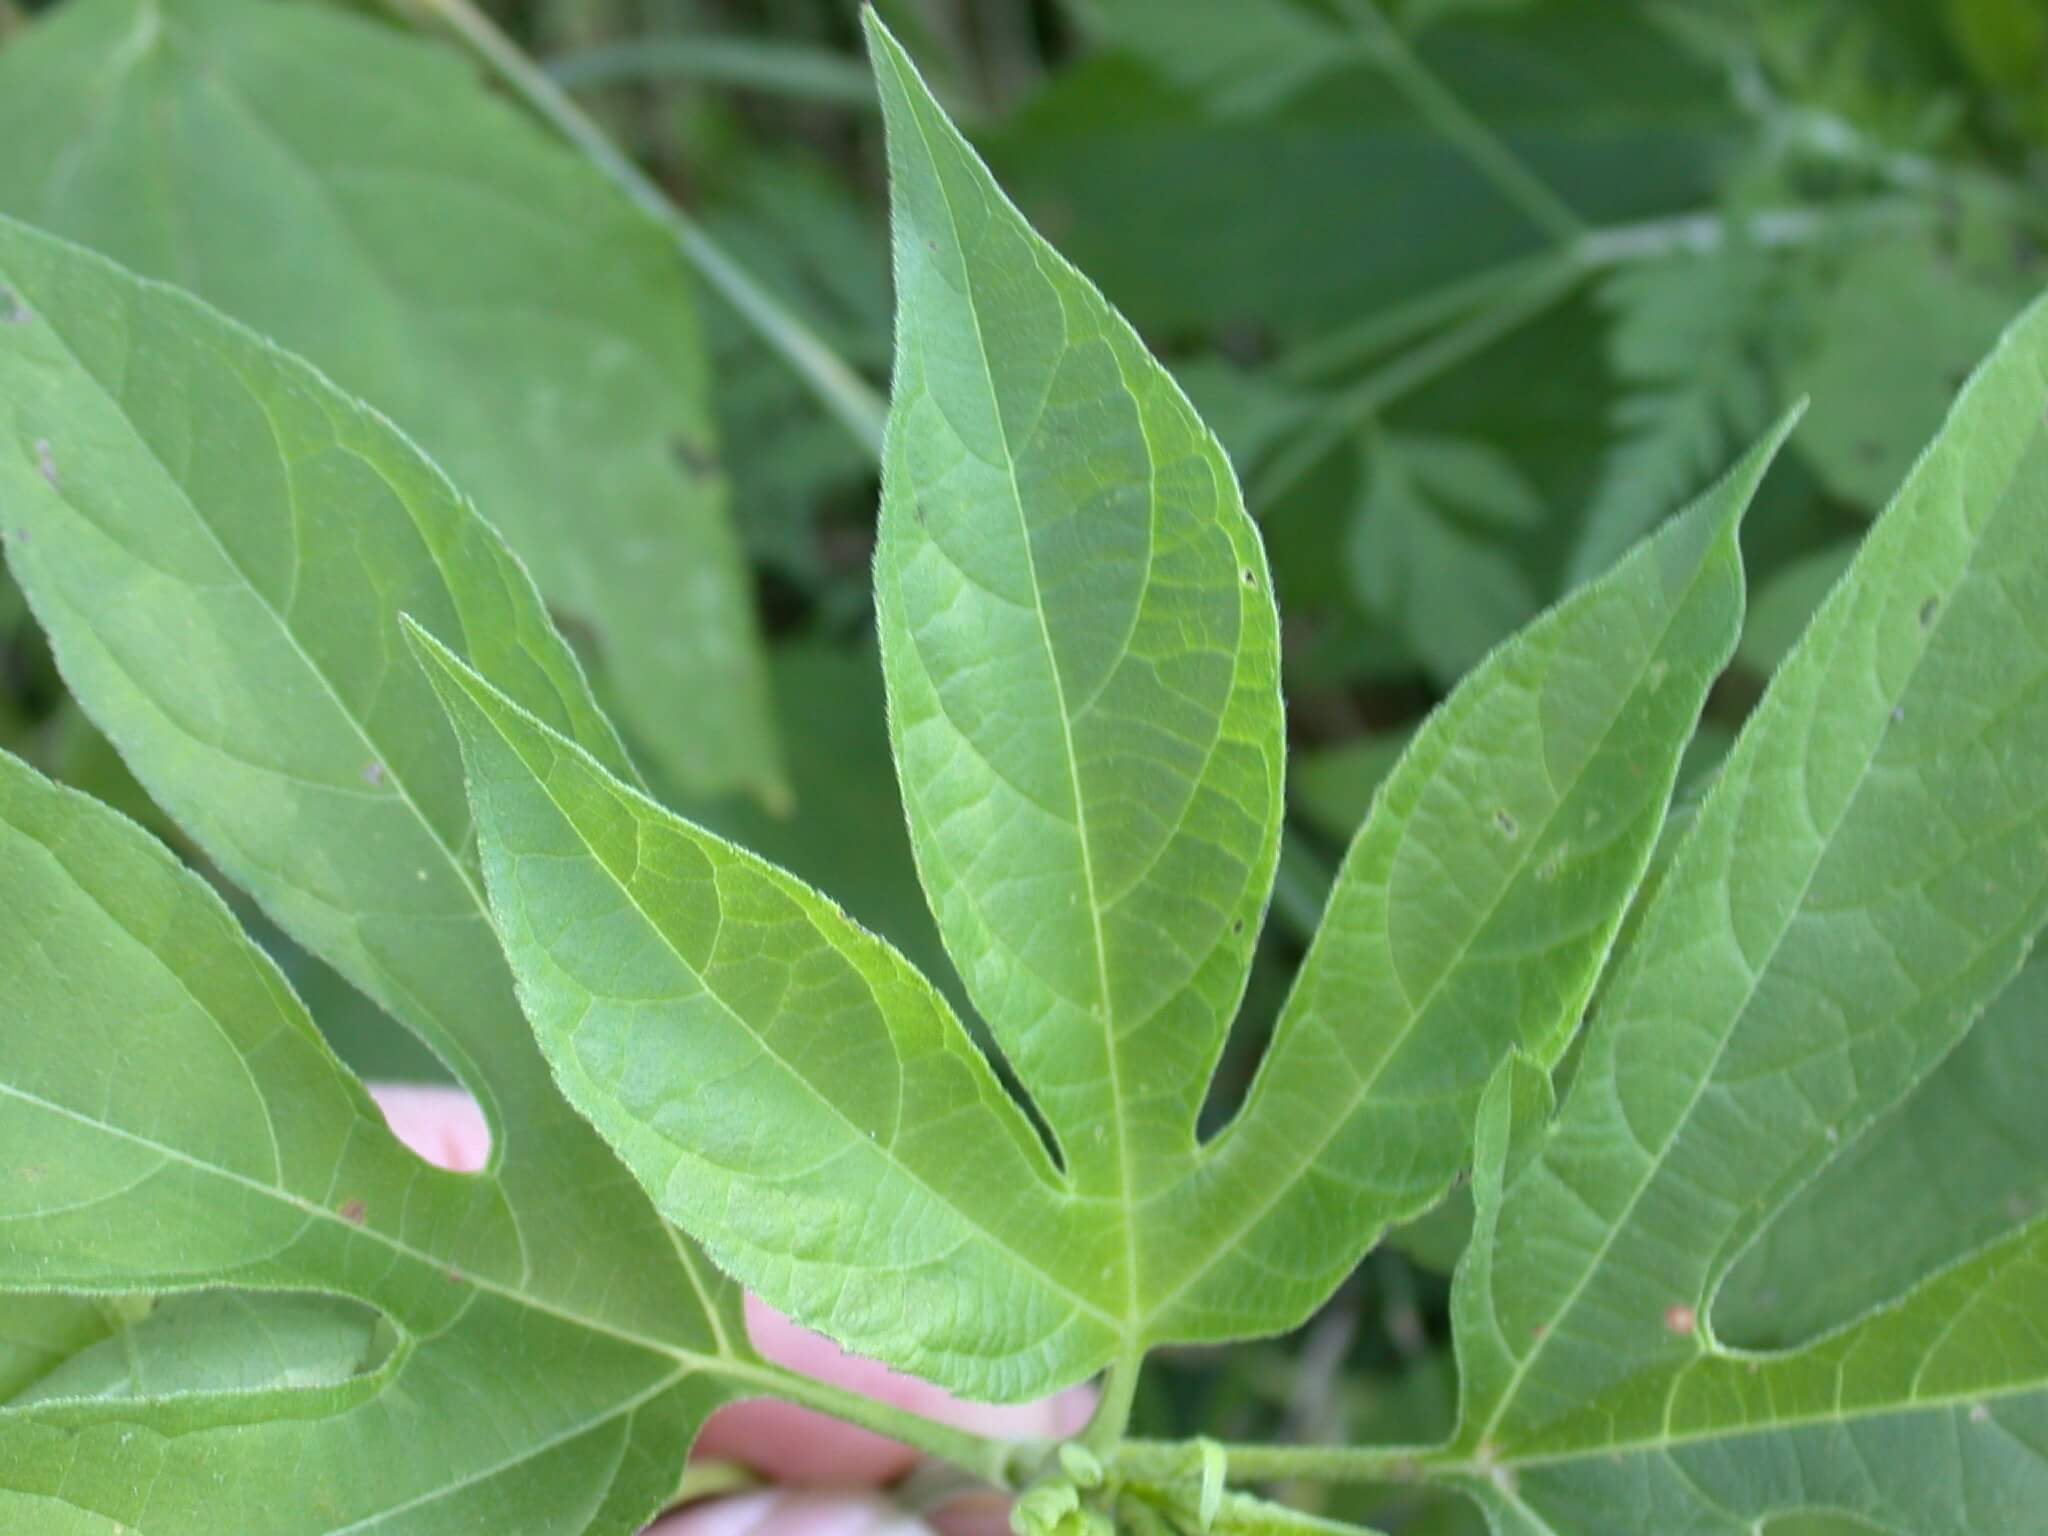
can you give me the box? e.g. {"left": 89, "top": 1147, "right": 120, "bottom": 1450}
{"left": 1241, "top": 568, "right": 1256, "bottom": 587}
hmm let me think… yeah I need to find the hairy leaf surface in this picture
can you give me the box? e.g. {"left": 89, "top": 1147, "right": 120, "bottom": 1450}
{"left": 0, "top": 0, "right": 780, "bottom": 800}
{"left": 1442, "top": 291, "right": 2048, "bottom": 1533}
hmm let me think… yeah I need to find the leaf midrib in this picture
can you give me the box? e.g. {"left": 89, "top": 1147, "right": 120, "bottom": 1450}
{"left": 885, "top": 41, "right": 1141, "bottom": 1329}
{"left": 447, "top": 653, "right": 1122, "bottom": 1334}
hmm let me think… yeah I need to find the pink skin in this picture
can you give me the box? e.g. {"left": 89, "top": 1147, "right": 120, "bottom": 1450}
{"left": 368, "top": 1085, "right": 1093, "bottom": 1536}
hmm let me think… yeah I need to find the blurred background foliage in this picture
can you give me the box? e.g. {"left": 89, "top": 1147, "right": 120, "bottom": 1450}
{"left": 5, "top": 0, "right": 2048, "bottom": 1525}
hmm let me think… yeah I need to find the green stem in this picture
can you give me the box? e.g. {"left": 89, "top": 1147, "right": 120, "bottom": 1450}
{"left": 1080, "top": 1348, "right": 1146, "bottom": 1455}
{"left": 1256, "top": 197, "right": 1928, "bottom": 509}
{"left": 1255, "top": 254, "right": 1586, "bottom": 509}
{"left": 545, "top": 36, "right": 878, "bottom": 107}
{"left": 1337, "top": 0, "right": 1582, "bottom": 244}
{"left": 1116, "top": 1437, "right": 1436, "bottom": 1487}
{"left": 384, "top": 0, "right": 888, "bottom": 459}
{"left": 720, "top": 1357, "right": 1029, "bottom": 1487}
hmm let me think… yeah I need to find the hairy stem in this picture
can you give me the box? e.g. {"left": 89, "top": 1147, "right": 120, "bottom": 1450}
{"left": 382, "top": 0, "right": 888, "bottom": 457}
{"left": 1079, "top": 1348, "right": 1147, "bottom": 1456}
{"left": 720, "top": 1357, "right": 1031, "bottom": 1487}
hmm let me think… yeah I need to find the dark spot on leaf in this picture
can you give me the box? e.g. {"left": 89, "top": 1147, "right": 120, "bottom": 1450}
{"left": 1856, "top": 439, "right": 1883, "bottom": 465}
{"left": 362, "top": 760, "right": 385, "bottom": 787}
{"left": 1494, "top": 809, "right": 1519, "bottom": 839}
{"left": 1231, "top": 917, "right": 1245, "bottom": 935}
{"left": 1919, "top": 596, "right": 1940, "bottom": 628}
{"left": 0, "top": 287, "right": 27, "bottom": 324}
{"left": 33, "top": 438, "right": 57, "bottom": 491}
{"left": 925, "top": 239, "right": 938, "bottom": 253}
{"left": 914, "top": 499, "right": 928, "bottom": 526}
{"left": 670, "top": 434, "right": 717, "bottom": 478}
{"left": 1947, "top": 368, "right": 1969, "bottom": 394}
{"left": 1241, "top": 568, "right": 1256, "bottom": 587}
{"left": 338, "top": 1198, "right": 367, "bottom": 1225}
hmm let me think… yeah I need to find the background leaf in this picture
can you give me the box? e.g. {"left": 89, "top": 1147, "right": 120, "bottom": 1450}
{"left": 0, "top": 0, "right": 781, "bottom": 802}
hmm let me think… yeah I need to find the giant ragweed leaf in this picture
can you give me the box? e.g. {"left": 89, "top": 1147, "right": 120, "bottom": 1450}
{"left": 408, "top": 625, "right": 1119, "bottom": 1403}
{"left": 1440, "top": 287, "right": 2048, "bottom": 1534}
{"left": 0, "top": 0, "right": 781, "bottom": 802}
{"left": 0, "top": 213, "right": 751, "bottom": 1529}
{"left": 0, "top": 748, "right": 738, "bottom": 1532}
{"left": 869, "top": 14, "right": 1283, "bottom": 1279}
{"left": 1140, "top": 414, "right": 1797, "bottom": 1344}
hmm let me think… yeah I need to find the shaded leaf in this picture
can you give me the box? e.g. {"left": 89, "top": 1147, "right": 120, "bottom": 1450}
{"left": 0, "top": 0, "right": 780, "bottom": 800}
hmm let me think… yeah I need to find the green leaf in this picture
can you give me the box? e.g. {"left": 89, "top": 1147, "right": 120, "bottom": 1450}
{"left": 0, "top": 747, "right": 733, "bottom": 1531}
{"left": 406, "top": 623, "right": 1118, "bottom": 1401}
{"left": 1442, "top": 290, "right": 2048, "bottom": 1531}
{"left": 1569, "top": 250, "right": 1774, "bottom": 584}
{"left": 1349, "top": 430, "right": 1542, "bottom": 687}
{"left": 1141, "top": 413, "right": 1797, "bottom": 1344}
{"left": 13, "top": 1294, "right": 391, "bottom": 1406}
{"left": 0, "top": 213, "right": 746, "bottom": 1527}
{"left": 0, "top": 0, "right": 781, "bottom": 802}
{"left": 868, "top": 8, "right": 1285, "bottom": 1262}
{"left": 1780, "top": 229, "right": 2033, "bottom": 513}
{"left": 1076, "top": 0, "right": 1360, "bottom": 116}
{"left": 1715, "top": 957, "right": 2048, "bottom": 1347}
{"left": 0, "top": 1299, "right": 113, "bottom": 1404}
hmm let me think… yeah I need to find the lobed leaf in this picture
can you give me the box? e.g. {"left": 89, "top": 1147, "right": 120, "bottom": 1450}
{"left": 1442, "top": 288, "right": 2048, "bottom": 1531}
{"left": 867, "top": 10, "right": 1285, "bottom": 1296}
{"left": 1140, "top": 414, "right": 1798, "bottom": 1344}
{"left": 0, "top": 213, "right": 745, "bottom": 1529}
{"left": 0, "top": 0, "right": 781, "bottom": 801}
{"left": 0, "top": 748, "right": 733, "bottom": 1531}
{"left": 408, "top": 624, "right": 1121, "bottom": 1401}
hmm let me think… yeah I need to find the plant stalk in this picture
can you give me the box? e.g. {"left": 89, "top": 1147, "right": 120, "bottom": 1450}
{"left": 383, "top": 0, "right": 888, "bottom": 459}
{"left": 720, "top": 1357, "right": 1030, "bottom": 1487}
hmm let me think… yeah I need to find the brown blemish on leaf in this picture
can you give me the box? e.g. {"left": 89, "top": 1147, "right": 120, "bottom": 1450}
{"left": 1663, "top": 1302, "right": 1697, "bottom": 1336}
{"left": 338, "top": 1198, "right": 367, "bottom": 1225}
